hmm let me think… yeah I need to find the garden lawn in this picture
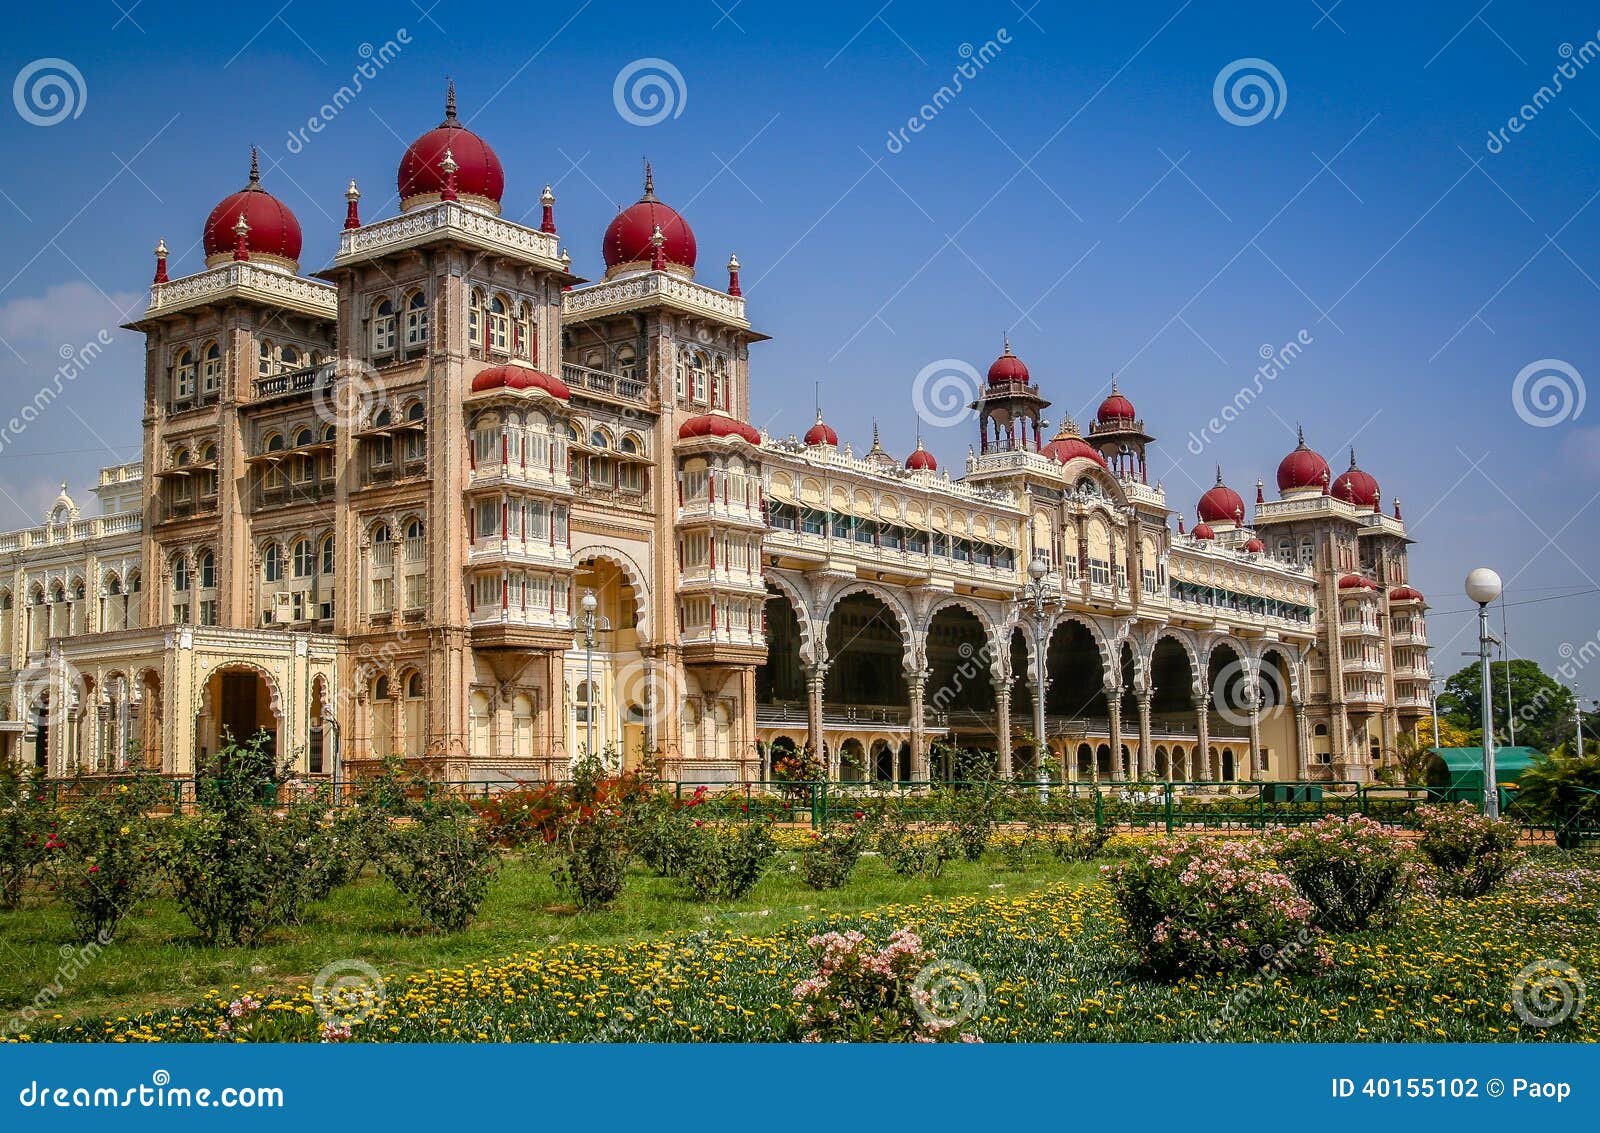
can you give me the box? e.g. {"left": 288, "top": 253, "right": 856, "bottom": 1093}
{"left": 0, "top": 849, "right": 1096, "bottom": 1031}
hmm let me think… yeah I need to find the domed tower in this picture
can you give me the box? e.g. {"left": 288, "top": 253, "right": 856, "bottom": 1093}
{"left": 1331, "top": 448, "right": 1381, "bottom": 511}
{"left": 971, "top": 337, "right": 1049, "bottom": 454}
{"left": 602, "top": 162, "right": 698, "bottom": 279}
{"left": 396, "top": 79, "right": 505, "bottom": 215}
{"left": 1196, "top": 468, "right": 1246, "bottom": 532}
{"left": 126, "top": 148, "right": 337, "bottom": 634}
{"left": 1086, "top": 380, "right": 1154, "bottom": 482}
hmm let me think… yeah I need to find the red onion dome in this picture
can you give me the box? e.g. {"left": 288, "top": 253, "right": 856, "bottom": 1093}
{"left": 679, "top": 412, "right": 760, "bottom": 444}
{"left": 1276, "top": 425, "right": 1330, "bottom": 494}
{"left": 803, "top": 410, "right": 838, "bottom": 447}
{"left": 1389, "top": 586, "right": 1425, "bottom": 603}
{"left": 469, "top": 363, "right": 570, "bottom": 399}
{"left": 1041, "top": 417, "right": 1107, "bottom": 467}
{"left": 603, "top": 162, "right": 697, "bottom": 275}
{"left": 987, "top": 337, "right": 1030, "bottom": 385}
{"left": 398, "top": 81, "right": 505, "bottom": 213}
{"left": 1331, "top": 448, "right": 1381, "bottom": 509}
{"left": 1339, "top": 574, "right": 1380, "bottom": 591}
{"left": 905, "top": 440, "right": 937, "bottom": 471}
{"left": 202, "top": 149, "right": 303, "bottom": 270}
{"left": 1191, "top": 522, "right": 1216, "bottom": 541}
{"left": 1096, "top": 381, "right": 1136, "bottom": 424}
{"left": 1196, "top": 468, "right": 1245, "bottom": 525}
{"left": 1243, "top": 537, "right": 1266, "bottom": 553}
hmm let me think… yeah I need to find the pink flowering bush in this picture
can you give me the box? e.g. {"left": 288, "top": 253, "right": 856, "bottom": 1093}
{"left": 1411, "top": 803, "right": 1520, "bottom": 897}
{"left": 791, "top": 927, "right": 982, "bottom": 1042}
{"left": 1274, "top": 814, "right": 1416, "bottom": 931}
{"left": 1109, "top": 837, "right": 1325, "bottom": 981}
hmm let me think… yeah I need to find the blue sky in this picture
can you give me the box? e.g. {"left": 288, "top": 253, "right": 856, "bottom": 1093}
{"left": 0, "top": 0, "right": 1597, "bottom": 689}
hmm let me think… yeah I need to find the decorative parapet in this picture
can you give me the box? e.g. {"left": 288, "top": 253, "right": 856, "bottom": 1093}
{"left": 0, "top": 510, "right": 143, "bottom": 553}
{"left": 144, "top": 262, "right": 337, "bottom": 321}
{"left": 334, "top": 200, "right": 564, "bottom": 270}
{"left": 563, "top": 270, "right": 749, "bottom": 328}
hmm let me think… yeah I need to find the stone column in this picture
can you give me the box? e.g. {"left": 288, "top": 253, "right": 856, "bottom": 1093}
{"left": 995, "top": 683, "right": 1013, "bottom": 778}
{"left": 1137, "top": 688, "right": 1154, "bottom": 779}
{"left": 1294, "top": 704, "right": 1309, "bottom": 779}
{"left": 907, "top": 668, "right": 929, "bottom": 781}
{"left": 805, "top": 661, "right": 828, "bottom": 776}
{"left": 1107, "top": 692, "right": 1124, "bottom": 781}
{"left": 1248, "top": 700, "right": 1263, "bottom": 779}
{"left": 1195, "top": 703, "right": 1211, "bottom": 782}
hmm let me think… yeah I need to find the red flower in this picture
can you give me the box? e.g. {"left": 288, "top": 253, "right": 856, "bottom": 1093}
{"left": 87, "top": 865, "right": 99, "bottom": 873}
{"left": 853, "top": 811, "right": 864, "bottom": 820}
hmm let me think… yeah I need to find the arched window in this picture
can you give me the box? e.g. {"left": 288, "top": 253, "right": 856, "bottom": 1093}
{"left": 404, "top": 517, "right": 424, "bottom": 540}
{"left": 198, "top": 550, "right": 216, "bottom": 590}
{"left": 201, "top": 342, "right": 222, "bottom": 395}
{"left": 171, "top": 556, "right": 190, "bottom": 593}
{"left": 263, "top": 544, "right": 283, "bottom": 583}
{"left": 281, "top": 345, "right": 301, "bottom": 369}
{"left": 468, "top": 289, "right": 484, "bottom": 349}
{"left": 616, "top": 344, "right": 637, "bottom": 380}
{"left": 373, "top": 406, "right": 392, "bottom": 428}
{"left": 199, "top": 442, "right": 216, "bottom": 464}
{"left": 371, "top": 298, "right": 396, "bottom": 354}
{"left": 174, "top": 349, "right": 196, "bottom": 400}
{"left": 264, "top": 432, "right": 285, "bottom": 453}
{"left": 320, "top": 535, "right": 335, "bottom": 575}
{"left": 293, "top": 427, "right": 314, "bottom": 448}
{"left": 404, "top": 290, "right": 428, "bottom": 348}
{"left": 690, "top": 352, "right": 708, "bottom": 403}
{"left": 292, "top": 539, "right": 314, "bottom": 578}
{"left": 514, "top": 301, "right": 536, "bottom": 361}
{"left": 371, "top": 675, "right": 394, "bottom": 757}
{"left": 258, "top": 340, "right": 276, "bottom": 377}
{"left": 488, "top": 295, "right": 510, "bottom": 353}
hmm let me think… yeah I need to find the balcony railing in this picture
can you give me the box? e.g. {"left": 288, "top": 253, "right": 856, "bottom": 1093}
{"left": 254, "top": 361, "right": 337, "bottom": 400}
{"left": 561, "top": 363, "right": 649, "bottom": 404}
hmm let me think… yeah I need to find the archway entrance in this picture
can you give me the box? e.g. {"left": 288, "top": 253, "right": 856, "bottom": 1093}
{"left": 198, "top": 668, "right": 279, "bottom": 766}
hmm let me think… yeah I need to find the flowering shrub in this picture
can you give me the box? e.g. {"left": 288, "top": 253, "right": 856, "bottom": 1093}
{"left": 1274, "top": 814, "right": 1414, "bottom": 931}
{"left": 799, "top": 823, "right": 868, "bottom": 889}
{"left": 624, "top": 787, "right": 704, "bottom": 878}
{"left": 377, "top": 808, "right": 499, "bottom": 932}
{"left": 0, "top": 765, "right": 49, "bottom": 910}
{"left": 1412, "top": 803, "right": 1521, "bottom": 898}
{"left": 47, "top": 785, "right": 160, "bottom": 942}
{"left": 473, "top": 766, "right": 652, "bottom": 848}
{"left": 1109, "top": 837, "right": 1325, "bottom": 980}
{"left": 791, "top": 927, "right": 981, "bottom": 1042}
{"left": 873, "top": 805, "right": 959, "bottom": 877}
{"left": 1046, "top": 822, "right": 1109, "bottom": 863}
{"left": 680, "top": 820, "right": 776, "bottom": 901}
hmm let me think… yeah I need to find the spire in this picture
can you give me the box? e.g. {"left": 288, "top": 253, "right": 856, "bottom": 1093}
{"left": 444, "top": 77, "right": 458, "bottom": 123}
{"left": 559, "top": 247, "right": 572, "bottom": 290}
{"left": 1394, "top": 496, "right": 1403, "bottom": 521}
{"left": 439, "top": 147, "right": 459, "bottom": 201}
{"left": 1321, "top": 468, "right": 1331, "bottom": 496}
{"left": 1256, "top": 478, "right": 1265, "bottom": 505}
{"left": 1296, "top": 422, "right": 1307, "bottom": 449}
{"left": 642, "top": 158, "right": 656, "bottom": 201}
{"left": 727, "top": 252, "right": 742, "bottom": 296}
{"left": 1349, "top": 446, "right": 1359, "bottom": 468}
{"left": 153, "top": 238, "right": 169, "bottom": 285}
{"left": 1177, "top": 513, "right": 1186, "bottom": 535}
{"left": 649, "top": 223, "right": 667, "bottom": 271}
{"left": 247, "top": 146, "right": 261, "bottom": 187}
{"left": 343, "top": 179, "right": 362, "bottom": 230}
{"left": 1215, "top": 464, "right": 1225, "bottom": 486}
{"left": 1002, "top": 331, "right": 1013, "bottom": 356}
{"left": 232, "top": 213, "right": 251, "bottom": 261}
{"left": 540, "top": 184, "right": 556, "bottom": 234}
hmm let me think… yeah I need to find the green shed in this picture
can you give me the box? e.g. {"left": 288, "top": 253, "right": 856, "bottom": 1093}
{"left": 1425, "top": 746, "right": 1542, "bottom": 794}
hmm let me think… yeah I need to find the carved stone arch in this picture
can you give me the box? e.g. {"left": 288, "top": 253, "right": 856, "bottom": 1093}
{"left": 1255, "top": 642, "right": 1304, "bottom": 704}
{"left": 762, "top": 569, "right": 821, "bottom": 667}
{"left": 1048, "top": 611, "right": 1115, "bottom": 686}
{"left": 194, "top": 660, "right": 285, "bottom": 722}
{"left": 821, "top": 580, "right": 914, "bottom": 655}
{"left": 573, "top": 544, "right": 652, "bottom": 640}
{"left": 923, "top": 594, "right": 1006, "bottom": 676}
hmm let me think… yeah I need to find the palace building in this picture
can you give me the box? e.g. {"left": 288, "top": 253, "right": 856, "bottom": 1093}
{"left": 0, "top": 86, "right": 1431, "bottom": 786}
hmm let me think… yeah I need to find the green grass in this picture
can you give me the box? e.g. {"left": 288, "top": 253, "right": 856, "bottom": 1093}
{"left": 0, "top": 850, "right": 1097, "bottom": 1027}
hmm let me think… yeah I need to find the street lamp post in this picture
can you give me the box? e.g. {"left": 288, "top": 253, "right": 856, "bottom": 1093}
{"left": 580, "top": 590, "right": 599, "bottom": 763}
{"left": 1024, "top": 555, "right": 1057, "bottom": 802}
{"left": 1465, "top": 568, "right": 1503, "bottom": 818}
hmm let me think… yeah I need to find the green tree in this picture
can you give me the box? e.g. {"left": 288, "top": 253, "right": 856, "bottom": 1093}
{"left": 1510, "top": 745, "right": 1600, "bottom": 848}
{"left": 1437, "top": 659, "right": 1575, "bottom": 753}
